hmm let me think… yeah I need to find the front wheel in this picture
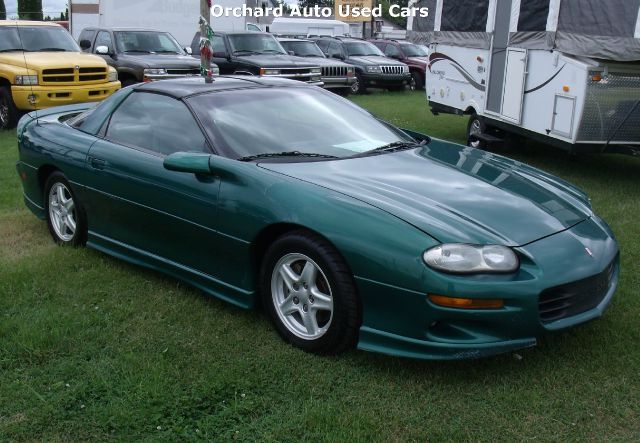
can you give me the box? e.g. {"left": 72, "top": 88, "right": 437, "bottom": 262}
{"left": 351, "top": 73, "right": 366, "bottom": 94}
{"left": 44, "top": 172, "right": 87, "bottom": 246}
{"left": 0, "top": 86, "right": 18, "bottom": 130}
{"left": 410, "top": 71, "right": 424, "bottom": 90}
{"left": 260, "top": 231, "right": 360, "bottom": 355}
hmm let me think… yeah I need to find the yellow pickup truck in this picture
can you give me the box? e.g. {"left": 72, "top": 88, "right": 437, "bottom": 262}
{"left": 0, "top": 21, "right": 120, "bottom": 129}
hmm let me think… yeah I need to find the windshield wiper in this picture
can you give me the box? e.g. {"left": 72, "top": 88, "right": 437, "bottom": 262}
{"left": 156, "top": 50, "right": 182, "bottom": 54}
{"left": 353, "top": 141, "right": 426, "bottom": 158}
{"left": 237, "top": 151, "right": 339, "bottom": 162}
{"left": 124, "top": 50, "right": 153, "bottom": 54}
{"left": 261, "top": 50, "right": 285, "bottom": 54}
{"left": 0, "top": 48, "right": 24, "bottom": 52}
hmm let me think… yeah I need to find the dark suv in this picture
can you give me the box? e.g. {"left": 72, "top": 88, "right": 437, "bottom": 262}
{"left": 369, "top": 39, "right": 429, "bottom": 90}
{"left": 79, "top": 28, "right": 212, "bottom": 86}
{"left": 278, "top": 38, "right": 355, "bottom": 95}
{"left": 312, "top": 37, "right": 410, "bottom": 94}
{"left": 190, "top": 32, "right": 322, "bottom": 86}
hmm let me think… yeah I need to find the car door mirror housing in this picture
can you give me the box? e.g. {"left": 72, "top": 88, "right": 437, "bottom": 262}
{"left": 96, "top": 45, "right": 111, "bottom": 55}
{"left": 184, "top": 46, "right": 193, "bottom": 55}
{"left": 163, "top": 152, "right": 213, "bottom": 175}
{"left": 80, "top": 39, "right": 92, "bottom": 50}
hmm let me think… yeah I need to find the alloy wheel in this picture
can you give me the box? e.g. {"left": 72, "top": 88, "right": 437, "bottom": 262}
{"left": 469, "top": 118, "right": 483, "bottom": 148}
{"left": 351, "top": 77, "right": 360, "bottom": 94}
{"left": 409, "top": 76, "right": 417, "bottom": 91}
{"left": 0, "top": 98, "right": 8, "bottom": 128}
{"left": 271, "top": 253, "right": 333, "bottom": 340}
{"left": 48, "top": 182, "right": 77, "bottom": 242}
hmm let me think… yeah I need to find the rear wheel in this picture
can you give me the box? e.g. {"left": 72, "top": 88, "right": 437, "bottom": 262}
{"left": 0, "top": 86, "right": 18, "bottom": 130}
{"left": 44, "top": 172, "right": 87, "bottom": 246}
{"left": 467, "top": 113, "right": 487, "bottom": 149}
{"left": 260, "top": 231, "right": 360, "bottom": 355}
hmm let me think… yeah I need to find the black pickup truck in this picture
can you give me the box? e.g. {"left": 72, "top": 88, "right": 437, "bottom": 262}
{"left": 190, "top": 31, "right": 322, "bottom": 86}
{"left": 79, "top": 27, "right": 216, "bottom": 86}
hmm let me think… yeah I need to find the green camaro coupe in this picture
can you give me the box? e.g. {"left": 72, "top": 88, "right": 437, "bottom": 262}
{"left": 16, "top": 77, "right": 619, "bottom": 360}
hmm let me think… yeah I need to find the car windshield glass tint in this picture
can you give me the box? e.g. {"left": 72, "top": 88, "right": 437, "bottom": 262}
{"left": 281, "top": 41, "right": 325, "bottom": 57}
{"left": 0, "top": 26, "right": 79, "bottom": 52}
{"left": 115, "top": 31, "right": 183, "bottom": 53}
{"left": 188, "top": 88, "right": 411, "bottom": 160}
{"left": 228, "top": 34, "right": 286, "bottom": 54}
{"left": 344, "top": 42, "right": 383, "bottom": 56}
{"left": 402, "top": 44, "right": 428, "bottom": 57}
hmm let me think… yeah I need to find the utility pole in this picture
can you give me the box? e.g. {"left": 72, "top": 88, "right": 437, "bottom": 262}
{"left": 199, "top": 0, "right": 214, "bottom": 83}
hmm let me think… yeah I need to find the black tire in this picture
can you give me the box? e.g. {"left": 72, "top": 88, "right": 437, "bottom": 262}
{"left": 120, "top": 78, "right": 137, "bottom": 88}
{"left": 0, "top": 86, "right": 18, "bottom": 130}
{"left": 44, "top": 172, "right": 87, "bottom": 247}
{"left": 467, "top": 113, "right": 487, "bottom": 149}
{"left": 351, "top": 72, "right": 366, "bottom": 94}
{"left": 410, "top": 71, "right": 424, "bottom": 90}
{"left": 333, "top": 88, "right": 351, "bottom": 97}
{"left": 260, "top": 230, "right": 361, "bottom": 355}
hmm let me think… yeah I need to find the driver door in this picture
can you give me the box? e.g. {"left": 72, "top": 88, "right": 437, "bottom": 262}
{"left": 83, "top": 91, "right": 224, "bottom": 277}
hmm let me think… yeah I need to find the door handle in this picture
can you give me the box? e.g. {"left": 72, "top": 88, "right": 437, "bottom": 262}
{"left": 88, "top": 156, "right": 106, "bottom": 170}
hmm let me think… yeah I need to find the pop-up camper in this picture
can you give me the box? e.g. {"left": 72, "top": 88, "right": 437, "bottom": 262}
{"left": 407, "top": 0, "right": 640, "bottom": 155}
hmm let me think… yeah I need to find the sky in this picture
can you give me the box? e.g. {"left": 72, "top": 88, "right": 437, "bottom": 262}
{"left": 4, "top": 0, "right": 69, "bottom": 16}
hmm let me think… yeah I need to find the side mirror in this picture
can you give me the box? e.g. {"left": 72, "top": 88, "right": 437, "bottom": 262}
{"left": 287, "top": 50, "right": 295, "bottom": 56}
{"left": 96, "top": 45, "right": 111, "bottom": 55}
{"left": 184, "top": 46, "right": 193, "bottom": 55}
{"left": 79, "top": 39, "right": 91, "bottom": 50}
{"left": 163, "top": 152, "right": 212, "bottom": 175}
{"left": 332, "top": 53, "right": 344, "bottom": 60}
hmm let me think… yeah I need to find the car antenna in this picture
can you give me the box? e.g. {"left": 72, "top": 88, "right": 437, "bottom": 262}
{"left": 15, "top": 20, "right": 39, "bottom": 126}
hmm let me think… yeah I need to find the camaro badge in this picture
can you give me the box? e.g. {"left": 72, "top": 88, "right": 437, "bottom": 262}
{"left": 585, "top": 247, "right": 594, "bottom": 258}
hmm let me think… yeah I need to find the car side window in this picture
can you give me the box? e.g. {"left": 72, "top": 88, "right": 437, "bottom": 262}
{"left": 327, "top": 42, "right": 342, "bottom": 58}
{"left": 94, "top": 31, "right": 113, "bottom": 53}
{"left": 79, "top": 29, "right": 96, "bottom": 52}
{"left": 106, "top": 93, "right": 209, "bottom": 156}
{"left": 211, "top": 35, "right": 227, "bottom": 55}
{"left": 384, "top": 44, "right": 401, "bottom": 58}
{"left": 315, "top": 40, "right": 329, "bottom": 53}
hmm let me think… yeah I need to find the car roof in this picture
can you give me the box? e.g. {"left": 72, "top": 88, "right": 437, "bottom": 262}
{"left": 134, "top": 76, "right": 311, "bottom": 99}
{"left": 277, "top": 38, "right": 311, "bottom": 42}
{"left": 0, "top": 20, "right": 61, "bottom": 27}
{"left": 82, "top": 27, "right": 169, "bottom": 32}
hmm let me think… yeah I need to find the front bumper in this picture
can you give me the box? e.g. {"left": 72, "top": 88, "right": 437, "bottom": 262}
{"left": 361, "top": 72, "right": 411, "bottom": 87}
{"left": 321, "top": 76, "right": 356, "bottom": 89}
{"left": 356, "top": 216, "right": 620, "bottom": 360}
{"left": 11, "top": 81, "right": 121, "bottom": 110}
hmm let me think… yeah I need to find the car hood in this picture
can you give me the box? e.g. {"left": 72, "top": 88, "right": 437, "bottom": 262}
{"left": 118, "top": 53, "right": 202, "bottom": 69}
{"left": 0, "top": 51, "right": 107, "bottom": 69}
{"left": 260, "top": 140, "right": 593, "bottom": 246}
{"left": 407, "top": 56, "right": 429, "bottom": 65}
{"left": 234, "top": 54, "right": 320, "bottom": 68}
{"left": 349, "top": 55, "right": 405, "bottom": 66}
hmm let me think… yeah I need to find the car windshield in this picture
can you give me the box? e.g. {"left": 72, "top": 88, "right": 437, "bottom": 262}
{"left": 188, "top": 87, "right": 412, "bottom": 160}
{"left": 0, "top": 25, "right": 79, "bottom": 52}
{"left": 402, "top": 43, "right": 428, "bottom": 57}
{"left": 344, "top": 42, "right": 383, "bottom": 57}
{"left": 114, "top": 31, "right": 184, "bottom": 54}
{"left": 228, "top": 34, "right": 287, "bottom": 55}
{"left": 280, "top": 40, "right": 325, "bottom": 57}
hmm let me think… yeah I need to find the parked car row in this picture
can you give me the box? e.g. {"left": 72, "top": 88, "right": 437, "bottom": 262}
{"left": 0, "top": 19, "right": 429, "bottom": 129}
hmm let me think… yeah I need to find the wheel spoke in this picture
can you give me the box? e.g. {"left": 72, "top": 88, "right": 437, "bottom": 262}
{"left": 65, "top": 214, "right": 76, "bottom": 232}
{"left": 279, "top": 295, "right": 298, "bottom": 316}
{"left": 310, "top": 288, "right": 332, "bottom": 311}
{"left": 300, "top": 261, "right": 317, "bottom": 286}
{"left": 57, "top": 215, "right": 66, "bottom": 235}
{"left": 57, "top": 185, "right": 66, "bottom": 204}
{"left": 64, "top": 199, "right": 74, "bottom": 212}
{"left": 279, "top": 264, "right": 299, "bottom": 292}
{"left": 301, "top": 310, "right": 318, "bottom": 335}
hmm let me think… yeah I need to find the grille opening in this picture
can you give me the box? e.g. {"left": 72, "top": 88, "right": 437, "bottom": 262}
{"left": 321, "top": 66, "right": 348, "bottom": 77}
{"left": 538, "top": 257, "right": 617, "bottom": 324}
{"left": 80, "top": 74, "right": 107, "bottom": 81}
{"left": 43, "top": 68, "right": 74, "bottom": 75}
{"left": 88, "top": 90, "right": 104, "bottom": 96}
{"left": 80, "top": 67, "right": 106, "bottom": 73}
{"left": 382, "top": 65, "right": 404, "bottom": 75}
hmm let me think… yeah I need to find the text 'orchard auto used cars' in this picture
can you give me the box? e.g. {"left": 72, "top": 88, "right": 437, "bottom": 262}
{"left": 16, "top": 77, "right": 619, "bottom": 360}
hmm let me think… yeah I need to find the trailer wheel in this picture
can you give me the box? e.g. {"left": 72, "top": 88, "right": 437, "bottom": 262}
{"left": 467, "top": 114, "right": 486, "bottom": 149}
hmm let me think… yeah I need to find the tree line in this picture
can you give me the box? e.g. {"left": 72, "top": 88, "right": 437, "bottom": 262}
{"left": 0, "top": 1, "right": 68, "bottom": 21}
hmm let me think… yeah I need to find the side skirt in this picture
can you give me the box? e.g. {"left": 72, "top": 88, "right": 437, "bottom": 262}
{"left": 87, "top": 231, "right": 256, "bottom": 309}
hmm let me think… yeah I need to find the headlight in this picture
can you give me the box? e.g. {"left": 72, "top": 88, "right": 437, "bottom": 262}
{"left": 403, "top": 65, "right": 409, "bottom": 73}
{"left": 15, "top": 75, "right": 38, "bottom": 86}
{"left": 107, "top": 70, "right": 118, "bottom": 82}
{"left": 423, "top": 244, "right": 519, "bottom": 274}
{"left": 260, "top": 68, "right": 280, "bottom": 75}
{"left": 365, "top": 66, "right": 381, "bottom": 73}
{"left": 143, "top": 68, "right": 167, "bottom": 76}
{"left": 310, "top": 67, "right": 321, "bottom": 74}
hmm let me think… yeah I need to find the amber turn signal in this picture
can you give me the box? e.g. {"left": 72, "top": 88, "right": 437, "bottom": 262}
{"left": 591, "top": 74, "right": 602, "bottom": 82}
{"left": 428, "top": 294, "right": 504, "bottom": 309}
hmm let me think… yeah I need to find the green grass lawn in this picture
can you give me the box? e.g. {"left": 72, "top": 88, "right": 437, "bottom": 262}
{"left": 1, "top": 91, "right": 639, "bottom": 441}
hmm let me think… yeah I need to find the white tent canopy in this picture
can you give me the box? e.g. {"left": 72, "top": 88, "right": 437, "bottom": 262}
{"left": 410, "top": 0, "right": 640, "bottom": 61}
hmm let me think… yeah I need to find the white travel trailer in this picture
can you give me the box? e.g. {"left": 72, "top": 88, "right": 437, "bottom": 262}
{"left": 408, "top": 0, "right": 640, "bottom": 155}
{"left": 269, "top": 18, "right": 351, "bottom": 38}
